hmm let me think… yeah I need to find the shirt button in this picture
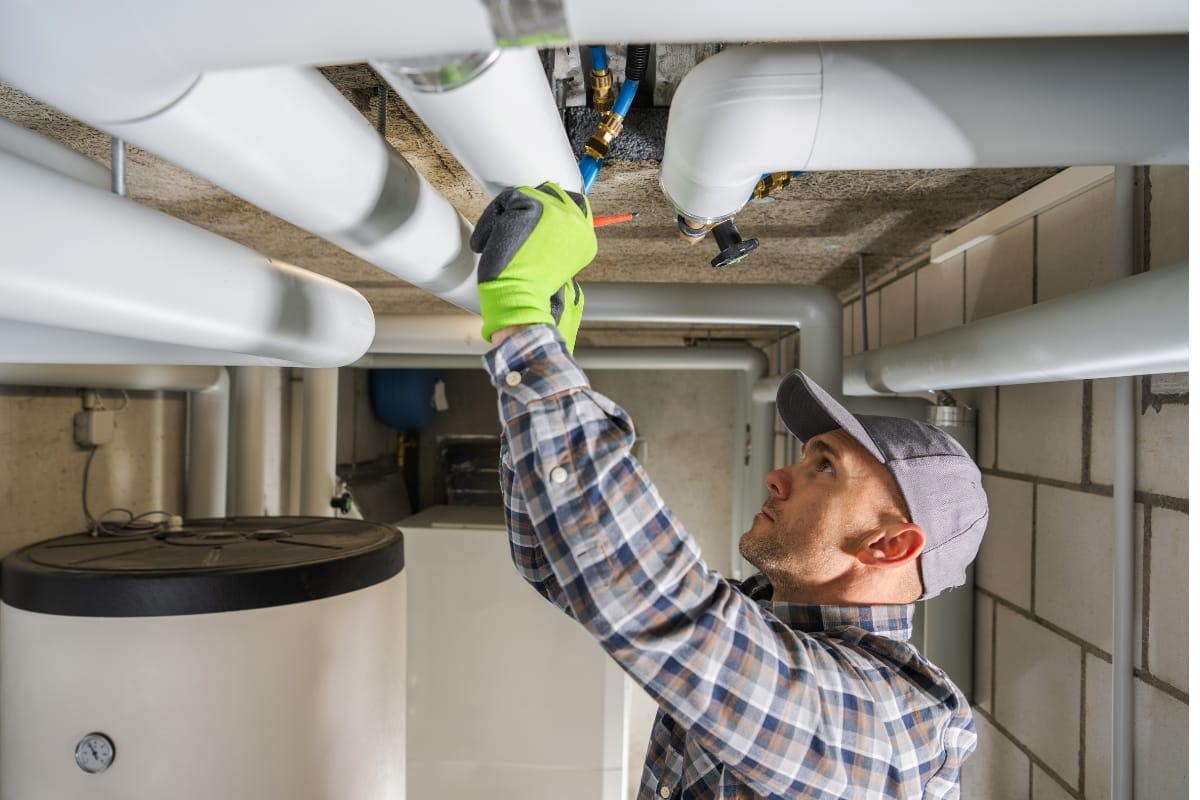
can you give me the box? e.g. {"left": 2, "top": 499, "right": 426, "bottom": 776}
{"left": 504, "top": 371, "right": 522, "bottom": 387}
{"left": 549, "top": 467, "right": 568, "bottom": 484}
{"left": 657, "top": 785, "right": 672, "bottom": 799}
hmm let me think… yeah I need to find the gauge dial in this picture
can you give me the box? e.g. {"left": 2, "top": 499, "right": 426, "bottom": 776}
{"left": 74, "top": 732, "right": 115, "bottom": 773}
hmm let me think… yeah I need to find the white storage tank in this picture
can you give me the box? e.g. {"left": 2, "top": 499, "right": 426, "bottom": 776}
{"left": 0, "top": 516, "right": 406, "bottom": 800}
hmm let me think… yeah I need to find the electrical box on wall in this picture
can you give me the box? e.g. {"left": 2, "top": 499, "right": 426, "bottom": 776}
{"left": 73, "top": 409, "right": 114, "bottom": 447}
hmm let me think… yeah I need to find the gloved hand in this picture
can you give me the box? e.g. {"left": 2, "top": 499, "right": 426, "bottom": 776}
{"left": 471, "top": 182, "right": 596, "bottom": 352}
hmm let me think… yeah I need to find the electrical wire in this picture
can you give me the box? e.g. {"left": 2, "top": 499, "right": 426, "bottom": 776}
{"left": 81, "top": 445, "right": 175, "bottom": 537}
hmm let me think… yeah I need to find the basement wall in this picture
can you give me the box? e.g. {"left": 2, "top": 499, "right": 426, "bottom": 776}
{"left": 844, "top": 166, "right": 1189, "bottom": 799}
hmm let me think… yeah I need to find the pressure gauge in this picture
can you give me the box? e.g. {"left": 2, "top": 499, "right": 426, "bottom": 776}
{"left": 74, "top": 732, "right": 115, "bottom": 773}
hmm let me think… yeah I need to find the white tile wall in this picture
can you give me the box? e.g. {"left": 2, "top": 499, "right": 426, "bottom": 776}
{"left": 865, "top": 290, "right": 880, "bottom": 351}
{"left": 973, "top": 592, "right": 994, "bottom": 711}
{"left": 1083, "top": 654, "right": 1111, "bottom": 800}
{"left": 1031, "top": 766, "right": 1074, "bottom": 800}
{"left": 1133, "top": 680, "right": 1189, "bottom": 799}
{"left": 848, "top": 299, "right": 863, "bottom": 354}
{"left": 975, "top": 476, "right": 1033, "bottom": 609}
{"left": 879, "top": 273, "right": 915, "bottom": 346}
{"left": 964, "top": 219, "right": 1034, "bottom": 322}
{"left": 842, "top": 303, "right": 853, "bottom": 357}
{"left": 970, "top": 387, "right": 998, "bottom": 471}
{"left": 1036, "top": 179, "right": 1120, "bottom": 302}
{"left": 996, "top": 382, "right": 1083, "bottom": 483}
{"left": 916, "top": 255, "right": 965, "bottom": 337}
{"left": 993, "top": 607, "right": 1081, "bottom": 786}
{"left": 849, "top": 295, "right": 882, "bottom": 355}
{"left": 960, "top": 713, "right": 1029, "bottom": 800}
{"left": 1147, "top": 507, "right": 1188, "bottom": 692}
{"left": 1034, "top": 486, "right": 1114, "bottom": 651}
{"left": 1147, "top": 165, "right": 1188, "bottom": 270}
{"left": 1134, "top": 401, "right": 1189, "bottom": 499}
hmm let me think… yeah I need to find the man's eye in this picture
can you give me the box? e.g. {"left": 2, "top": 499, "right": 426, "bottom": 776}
{"left": 816, "top": 460, "right": 834, "bottom": 474}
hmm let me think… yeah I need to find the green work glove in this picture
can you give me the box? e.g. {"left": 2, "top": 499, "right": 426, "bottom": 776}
{"left": 550, "top": 279, "right": 585, "bottom": 353}
{"left": 471, "top": 182, "right": 597, "bottom": 350}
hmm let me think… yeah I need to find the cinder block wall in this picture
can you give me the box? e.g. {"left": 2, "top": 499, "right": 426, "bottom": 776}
{"left": 844, "top": 167, "right": 1188, "bottom": 799}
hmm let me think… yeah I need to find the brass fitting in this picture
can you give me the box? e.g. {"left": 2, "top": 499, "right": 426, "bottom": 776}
{"left": 590, "top": 68, "right": 614, "bottom": 114}
{"left": 584, "top": 111, "right": 624, "bottom": 160}
{"left": 676, "top": 215, "right": 710, "bottom": 247}
{"left": 751, "top": 171, "right": 794, "bottom": 201}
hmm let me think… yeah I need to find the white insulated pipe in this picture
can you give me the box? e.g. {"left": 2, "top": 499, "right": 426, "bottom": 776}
{"left": 375, "top": 48, "right": 582, "bottom": 196}
{"left": 585, "top": 284, "right": 844, "bottom": 399}
{"left": 0, "top": 118, "right": 110, "bottom": 190}
{"left": 0, "top": 0, "right": 496, "bottom": 119}
{"left": 300, "top": 369, "right": 340, "bottom": 517}
{"left": 1110, "top": 167, "right": 1136, "bottom": 800}
{"left": 560, "top": 0, "right": 1185, "bottom": 44}
{"left": 0, "top": 365, "right": 230, "bottom": 518}
{"left": 661, "top": 38, "right": 1187, "bottom": 223}
{"left": 230, "top": 368, "right": 271, "bottom": 517}
{"left": 0, "top": 321, "right": 314, "bottom": 367}
{"left": 842, "top": 262, "right": 1188, "bottom": 395}
{"left": 187, "top": 370, "right": 231, "bottom": 519}
{"left": 0, "top": 151, "right": 375, "bottom": 367}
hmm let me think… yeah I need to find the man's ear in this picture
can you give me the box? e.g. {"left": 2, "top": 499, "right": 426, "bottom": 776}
{"left": 856, "top": 523, "right": 926, "bottom": 569}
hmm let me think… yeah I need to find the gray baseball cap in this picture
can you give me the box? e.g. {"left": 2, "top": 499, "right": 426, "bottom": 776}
{"left": 775, "top": 370, "right": 988, "bottom": 600}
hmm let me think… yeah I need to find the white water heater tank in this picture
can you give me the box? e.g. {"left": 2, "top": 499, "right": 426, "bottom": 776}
{"left": 0, "top": 516, "right": 405, "bottom": 800}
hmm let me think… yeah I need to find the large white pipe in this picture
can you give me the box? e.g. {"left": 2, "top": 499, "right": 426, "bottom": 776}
{"left": 661, "top": 38, "right": 1187, "bottom": 223}
{"left": 300, "top": 369, "right": 340, "bottom": 517}
{"left": 375, "top": 48, "right": 582, "bottom": 196}
{"left": 187, "top": 370, "right": 231, "bottom": 519}
{"left": 0, "top": 118, "right": 110, "bottom": 190}
{"left": 230, "top": 368, "right": 270, "bottom": 517}
{"left": 585, "top": 284, "right": 844, "bottom": 399}
{"left": 1110, "top": 167, "right": 1136, "bottom": 800}
{"left": 843, "top": 262, "right": 1187, "bottom": 395}
{"left": 0, "top": 152, "right": 375, "bottom": 367}
{"left": 0, "top": 321, "right": 318, "bottom": 367}
{"left": 560, "top": 0, "right": 1184, "bottom": 43}
{"left": 0, "top": 365, "right": 230, "bottom": 517}
{"left": 0, "top": 0, "right": 496, "bottom": 119}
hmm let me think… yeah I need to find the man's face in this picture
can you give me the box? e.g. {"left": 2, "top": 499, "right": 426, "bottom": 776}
{"left": 739, "top": 428, "right": 908, "bottom": 597}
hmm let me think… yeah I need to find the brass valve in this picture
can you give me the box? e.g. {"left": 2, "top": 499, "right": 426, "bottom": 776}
{"left": 584, "top": 111, "right": 624, "bottom": 160}
{"left": 590, "top": 68, "right": 614, "bottom": 114}
{"left": 751, "top": 171, "right": 794, "bottom": 201}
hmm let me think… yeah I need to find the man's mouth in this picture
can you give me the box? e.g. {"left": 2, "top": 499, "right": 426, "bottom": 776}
{"left": 757, "top": 504, "right": 774, "bottom": 522}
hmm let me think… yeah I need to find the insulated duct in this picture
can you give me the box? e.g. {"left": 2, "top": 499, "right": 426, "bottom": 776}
{"left": 0, "top": 117, "right": 110, "bottom": 190}
{"left": 842, "top": 262, "right": 1188, "bottom": 395}
{"left": 375, "top": 48, "right": 582, "bottom": 195}
{"left": 661, "top": 38, "right": 1187, "bottom": 223}
{"left": 0, "top": 151, "right": 375, "bottom": 367}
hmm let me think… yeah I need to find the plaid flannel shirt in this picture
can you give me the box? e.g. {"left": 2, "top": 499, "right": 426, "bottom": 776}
{"left": 487, "top": 325, "right": 975, "bottom": 799}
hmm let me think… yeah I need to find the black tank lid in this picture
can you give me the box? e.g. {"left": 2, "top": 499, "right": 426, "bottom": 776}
{"left": 0, "top": 516, "right": 404, "bottom": 617}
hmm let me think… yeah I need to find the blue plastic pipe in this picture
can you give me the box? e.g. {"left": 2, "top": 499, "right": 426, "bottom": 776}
{"left": 589, "top": 45, "right": 608, "bottom": 72}
{"left": 579, "top": 78, "right": 641, "bottom": 194}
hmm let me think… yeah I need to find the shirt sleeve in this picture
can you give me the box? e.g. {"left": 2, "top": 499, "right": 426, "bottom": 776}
{"left": 485, "top": 325, "right": 954, "bottom": 798}
{"left": 499, "top": 434, "right": 574, "bottom": 617}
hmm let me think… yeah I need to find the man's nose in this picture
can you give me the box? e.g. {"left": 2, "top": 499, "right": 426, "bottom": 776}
{"left": 765, "top": 468, "right": 789, "bottom": 499}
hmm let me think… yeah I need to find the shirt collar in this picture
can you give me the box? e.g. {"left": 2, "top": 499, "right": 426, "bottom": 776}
{"left": 739, "top": 573, "right": 914, "bottom": 641}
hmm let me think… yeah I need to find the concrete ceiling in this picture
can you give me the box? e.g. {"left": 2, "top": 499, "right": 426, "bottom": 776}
{"left": 0, "top": 55, "right": 1061, "bottom": 350}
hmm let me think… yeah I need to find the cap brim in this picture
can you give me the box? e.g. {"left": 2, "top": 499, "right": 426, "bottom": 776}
{"left": 775, "top": 371, "right": 885, "bottom": 463}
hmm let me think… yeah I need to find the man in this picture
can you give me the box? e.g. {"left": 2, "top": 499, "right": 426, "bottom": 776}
{"left": 472, "top": 182, "right": 988, "bottom": 798}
